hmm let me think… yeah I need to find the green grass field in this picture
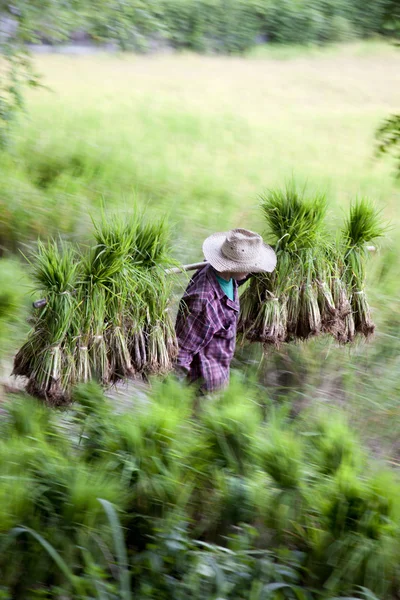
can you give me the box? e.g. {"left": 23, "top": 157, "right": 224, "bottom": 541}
{"left": 2, "top": 41, "right": 399, "bottom": 255}
{"left": 1, "top": 42, "right": 400, "bottom": 457}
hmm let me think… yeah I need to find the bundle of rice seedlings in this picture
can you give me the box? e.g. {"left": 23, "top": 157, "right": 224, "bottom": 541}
{"left": 89, "top": 214, "right": 137, "bottom": 382}
{"left": 342, "top": 199, "right": 385, "bottom": 339}
{"left": 331, "top": 274, "right": 355, "bottom": 344}
{"left": 295, "top": 249, "right": 322, "bottom": 340}
{"left": 13, "top": 240, "right": 79, "bottom": 403}
{"left": 239, "top": 276, "right": 284, "bottom": 344}
{"left": 240, "top": 188, "right": 385, "bottom": 349}
{"left": 129, "top": 219, "right": 178, "bottom": 375}
{"left": 14, "top": 211, "right": 179, "bottom": 402}
{"left": 239, "top": 185, "right": 328, "bottom": 346}
{"left": 315, "top": 248, "right": 338, "bottom": 334}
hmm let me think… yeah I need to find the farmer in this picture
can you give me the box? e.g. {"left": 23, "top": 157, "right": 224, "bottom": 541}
{"left": 175, "top": 228, "right": 276, "bottom": 393}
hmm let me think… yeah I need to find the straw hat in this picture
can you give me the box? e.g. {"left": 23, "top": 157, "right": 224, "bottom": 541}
{"left": 202, "top": 228, "right": 276, "bottom": 273}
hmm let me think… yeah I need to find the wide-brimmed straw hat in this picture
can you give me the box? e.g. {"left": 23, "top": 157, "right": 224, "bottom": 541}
{"left": 202, "top": 228, "right": 276, "bottom": 273}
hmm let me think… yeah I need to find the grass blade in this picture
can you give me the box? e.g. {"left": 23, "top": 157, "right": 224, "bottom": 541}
{"left": 11, "top": 526, "right": 81, "bottom": 591}
{"left": 98, "top": 498, "right": 131, "bottom": 600}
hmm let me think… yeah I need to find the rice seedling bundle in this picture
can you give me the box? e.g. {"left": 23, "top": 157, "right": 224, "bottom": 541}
{"left": 342, "top": 200, "right": 385, "bottom": 339}
{"left": 13, "top": 240, "right": 79, "bottom": 402}
{"left": 238, "top": 188, "right": 384, "bottom": 349}
{"left": 13, "top": 213, "right": 178, "bottom": 404}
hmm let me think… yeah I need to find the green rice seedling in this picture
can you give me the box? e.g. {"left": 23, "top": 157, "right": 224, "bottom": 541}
{"left": 0, "top": 476, "right": 36, "bottom": 534}
{"left": 285, "top": 283, "right": 301, "bottom": 339}
{"left": 72, "top": 380, "right": 112, "bottom": 420}
{"left": 13, "top": 239, "right": 79, "bottom": 403}
{"left": 131, "top": 218, "right": 172, "bottom": 268}
{"left": 261, "top": 185, "right": 327, "bottom": 253}
{"left": 3, "top": 393, "right": 62, "bottom": 444}
{"left": 62, "top": 465, "right": 126, "bottom": 530}
{"left": 343, "top": 199, "right": 386, "bottom": 249}
{"left": 314, "top": 465, "right": 400, "bottom": 597}
{"left": 258, "top": 425, "right": 304, "bottom": 492}
{"left": 302, "top": 411, "right": 363, "bottom": 476}
{"left": 199, "top": 383, "right": 262, "bottom": 474}
{"left": 240, "top": 188, "right": 384, "bottom": 348}
{"left": 294, "top": 248, "right": 324, "bottom": 340}
{"left": 112, "top": 409, "right": 187, "bottom": 549}
{"left": 249, "top": 281, "right": 287, "bottom": 345}
{"left": 239, "top": 251, "right": 292, "bottom": 345}
{"left": 297, "top": 281, "right": 322, "bottom": 340}
{"left": 257, "top": 423, "right": 308, "bottom": 541}
{"left": 197, "top": 471, "right": 258, "bottom": 539}
{"left": 236, "top": 282, "right": 257, "bottom": 336}
{"left": 76, "top": 383, "right": 188, "bottom": 526}
{"left": 342, "top": 199, "right": 386, "bottom": 339}
{"left": 9, "top": 211, "right": 179, "bottom": 397}
{"left": 8, "top": 499, "right": 131, "bottom": 599}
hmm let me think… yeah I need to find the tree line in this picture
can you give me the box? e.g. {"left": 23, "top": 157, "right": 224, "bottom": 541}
{"left": 1, "top": 0, "right": 399, "bottom": 54}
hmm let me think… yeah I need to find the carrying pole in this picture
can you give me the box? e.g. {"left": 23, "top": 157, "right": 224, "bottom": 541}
{"left": 164, "top": 261, "right": 207, "bottom": 275}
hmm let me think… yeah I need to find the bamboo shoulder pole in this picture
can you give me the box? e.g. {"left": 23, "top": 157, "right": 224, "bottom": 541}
{"left": 165, "top": 261, "right": 207, "bottom": 275}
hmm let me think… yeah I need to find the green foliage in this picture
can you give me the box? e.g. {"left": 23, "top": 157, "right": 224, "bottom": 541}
{"left": 81, "top": 0, "right": 400, "bottom": 52}
{"left": 0, "top": 258, "right": 31, "bottom": 359}
{"left": 198, "top": 378, "right": 262, "bottom": 473}
{"left": 342, "top": 199, "right": 386, "bottom": 249}
{"left": 376, "top": 113, "right": 400, "bottom": 177}
{"left": 1, "top": 0, "right": 399, "bottom": 150}
{"left": 312, "top": 466, "right": 400, "bottom": 596}
{"left": 261, "top": 185, "right": 327, "bottom": 252}
{"left": 0, "top": 0, "right": 85, "bottom": 147}
{"left": 1, "top": 380, "right": 400, "bottom": 597}
{"left": 304, "top": 412, "right": 363, "bottom": 475}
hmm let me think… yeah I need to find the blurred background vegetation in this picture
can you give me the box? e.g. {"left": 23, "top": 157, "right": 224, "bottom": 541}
{"left": 1, "top": 0, "right": 400, "bottom": 597}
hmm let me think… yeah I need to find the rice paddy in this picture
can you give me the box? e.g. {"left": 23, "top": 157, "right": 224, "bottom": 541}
{"left": 1, "top": 41, "right": 400, "bottom": 448}
{"left": 1, "top": 41, "right": 400, "bottom": 599}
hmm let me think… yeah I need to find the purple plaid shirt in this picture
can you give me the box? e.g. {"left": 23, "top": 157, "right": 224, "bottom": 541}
{"left": 175, "top": 264, "right": 239, "bottom": 392}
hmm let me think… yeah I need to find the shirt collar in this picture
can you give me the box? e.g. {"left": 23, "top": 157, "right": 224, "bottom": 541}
{"left": 206, "top": 265, "right": 240, "bottom": 311}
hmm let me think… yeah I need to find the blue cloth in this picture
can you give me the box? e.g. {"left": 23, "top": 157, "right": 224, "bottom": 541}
{"left": 215, "top": 272, "right": 234, "bottom": 301}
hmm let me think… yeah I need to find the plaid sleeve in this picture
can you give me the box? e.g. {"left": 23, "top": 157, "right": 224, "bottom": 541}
{"left": 175, "top": 295, "right": 215, "bottom": 372}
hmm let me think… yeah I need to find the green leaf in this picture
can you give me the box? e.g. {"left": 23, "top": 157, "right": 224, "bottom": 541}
{"left": 98, "top": 498, "right": 131, "bottom": 600}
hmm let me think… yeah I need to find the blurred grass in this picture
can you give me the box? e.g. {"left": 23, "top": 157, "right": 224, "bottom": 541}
{"left": 1, "top": 41, "right": 400, "bottom": 458}
{"left": 1, "top": 40, "right": 398, "bottom": 259}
